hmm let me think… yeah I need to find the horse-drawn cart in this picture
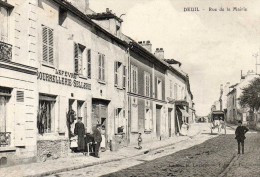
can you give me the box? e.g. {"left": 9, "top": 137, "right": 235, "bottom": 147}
{"left": 210, "top": 110, "right": 226, "bottom": 134}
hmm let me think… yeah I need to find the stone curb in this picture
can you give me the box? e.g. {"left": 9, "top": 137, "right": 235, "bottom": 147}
{"left": 24, "top": 131, "right": 201, "bottom": 177}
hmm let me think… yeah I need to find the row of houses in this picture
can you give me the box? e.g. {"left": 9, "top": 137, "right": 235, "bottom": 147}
{"left": 0, "top": 0, "right": 195, "bottom": 165}
{"left": 211, "top": 70, "right": 260, "bottom": 130}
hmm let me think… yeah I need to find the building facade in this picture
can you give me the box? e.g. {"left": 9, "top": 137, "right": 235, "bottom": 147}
{"left": 0, "top": 0, "right": 195, "bottom": 165}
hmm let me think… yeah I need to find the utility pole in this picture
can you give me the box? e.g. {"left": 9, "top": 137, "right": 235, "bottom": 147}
{"left": 253, "top": 52, "right": 259, "bottom": 74}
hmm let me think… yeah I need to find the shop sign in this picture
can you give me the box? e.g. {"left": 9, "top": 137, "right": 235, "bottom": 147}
{"left": 37, "top": 69, "right": 91, "bottom": 90}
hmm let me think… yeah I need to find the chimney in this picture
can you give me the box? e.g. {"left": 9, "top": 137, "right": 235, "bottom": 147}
{"left": 66, "top": 0, "right": 89, "bottom": 14}
{"left": 138, "top": 40, "right": 152, "bottom": 52}
{"left": 154, "top": 48, "right": 164, "bottom": 60}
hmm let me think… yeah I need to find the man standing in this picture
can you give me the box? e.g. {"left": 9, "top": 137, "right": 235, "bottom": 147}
{"left": 74, "top": 117, "right": 85, "bottom": 153}
{"left": 235, "top": 120, "right": 249, "bottom": 154}
{"left": 93, "top": 124, "right": 102, "bottom": 158}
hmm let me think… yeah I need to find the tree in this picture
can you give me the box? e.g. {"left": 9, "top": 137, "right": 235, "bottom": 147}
{"left": 239, "top": 77, "right": 260, "bottom": 112}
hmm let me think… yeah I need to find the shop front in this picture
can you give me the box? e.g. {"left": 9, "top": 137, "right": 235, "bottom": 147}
{"left": 37, "top": 68, "right": 92, "bottom": 160}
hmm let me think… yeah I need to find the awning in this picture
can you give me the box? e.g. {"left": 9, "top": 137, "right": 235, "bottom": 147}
{"left": 178, "top": 107, "right": 190, "bottom": 117}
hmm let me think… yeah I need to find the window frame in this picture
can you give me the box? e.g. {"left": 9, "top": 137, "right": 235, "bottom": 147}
{"left": 98, "top": 53, "right": 105, "bottom": 82}
{"left": 144, "top": 71, "right": 151, "bottom": 97}
{"left": 131, "top": 65, "right": 138, "bottom": 94}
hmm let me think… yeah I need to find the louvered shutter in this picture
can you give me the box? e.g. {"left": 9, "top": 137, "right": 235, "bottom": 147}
{"left": 15, "top": 90, "right": 25, "bottom": 146}
{"left": 42, "top": 26, "right": 48, "bottom": 63}
{"left": 74, "top": 43, "right": 79, "bottom": 74}
{"left": 123, "top": 66, "right": 126, "bottom": 89}
{"left": 114, "top": 108, "right": 118, "bottom": 134}
{"left": 48, "top": 28, "right": 54, "bottom": 65}
{"left": 98, "top": 54, "right": 101, "bottom": 80}
{"left": 102, "top": 55, "right": 105, "bottom": 81}
{"left": 114, "top": 61, "right": 118, "bottom": 86}
{"left": 87, "top": 49, "right": 91, "bottom": 78}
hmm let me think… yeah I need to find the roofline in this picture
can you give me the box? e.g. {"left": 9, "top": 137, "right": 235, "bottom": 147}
{"left": 52, "top": 0, "right": 128, "bottom": 48}
{"left": 0, "top": 0, "right": 14, "bottom": 8}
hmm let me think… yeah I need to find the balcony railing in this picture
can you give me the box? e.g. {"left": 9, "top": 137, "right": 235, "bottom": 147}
{"left": 0, "top": 132, "right": 11, "bottom": 147}
{"left": 0, "top": 41, "right": 12, "bottom": 61}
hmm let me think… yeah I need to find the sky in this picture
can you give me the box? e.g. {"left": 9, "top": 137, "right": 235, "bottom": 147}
{"left": 89, "top": 0, "right": 260, "bottom": 116}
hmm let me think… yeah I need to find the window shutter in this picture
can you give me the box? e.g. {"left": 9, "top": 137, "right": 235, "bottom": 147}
{"left": 58, "top": 96, "right": 66, "bottom": 133}
{"left": 114, "top": 108, "right": 118, "bottom": 134}
{"left": 145, "top": 109, "right": 149, "bottom": 130}
{"left": 48, "top": 28, "right": 54, "bottom": 65}
{"left": 74, "top": 43, "right": 79, "bottom": 74}
{"left": 123, "top": 66, "right": 126, "bottom": 89}
{"left": 15, "top": 91, "right": 25, "bottom": 146}
{"left": 114, "top": 61, "right": 118, "bottom": 86}
{"left": 87, "top": 49, "right": 91, "bottom": 79}
{"left": 98, "top": 54, "right": 101, "bottom": 80}
{"left": 42, "top": 26, "right": 48, "bottom": 63}
{"left": 102, "top": 55, "right": 105, "bottom": 81}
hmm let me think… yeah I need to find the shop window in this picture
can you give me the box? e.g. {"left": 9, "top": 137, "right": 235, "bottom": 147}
{"left": 42, "top": 25, "right": 54, "bottom": 65}
{"left": 38, "top": 95, "right": 56, "bottom": 134}
{"left": 115, "top": 108, "right": 125, "bottom": 134}
{"left": 131, "top": 65, "right": 138, "bottom": 93}
{"left": 74, "top": 43, "right": 85, "bottom": 75}
{"left": 98, "top": 53, "right": 105, "bottom": 82}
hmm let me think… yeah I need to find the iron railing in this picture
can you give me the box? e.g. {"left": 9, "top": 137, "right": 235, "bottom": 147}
{"left": 0, "top": 132, "right": 11, "bottom": 147}
{"left": 0, "top": 41, "right": 12, "bottom": 61}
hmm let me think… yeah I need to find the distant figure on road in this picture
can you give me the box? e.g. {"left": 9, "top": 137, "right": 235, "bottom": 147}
{"left": 93, "top": 124, "right": 102, "bottom": 158}
{"left": 138, "top": 133, "right": 142, "bottom": 149}
{"left": 235, "top": 120, "right": 249, "bottom": 154}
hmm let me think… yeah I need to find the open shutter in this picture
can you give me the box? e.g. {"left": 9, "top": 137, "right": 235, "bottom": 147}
{"left": 74, "top": 43, "right": 79, "bottom": 73}
{"left": 15, "top": 90, "right": 25, "bottom": 146}
{"left": 98, "top": 54, "right": 101, "bottom": 80}
{"left": 114, "top": 108, "right": 118, "bottom": 134}
{"left": 48, "top": 28, "right": 54, "bottom": 65}
{"left": 84, "top": 102, "right": 88, "bottom": 133}
{"left": 87, "top": 49, "right": 91, "bottom": 79}
{"left": 114, "top": 61, "right": 118, "bottom": 86}
{"left": 123, "top": 66, "right": 126, "bottom": 89}
{"left": 102, "top": 55, "right": 105, "bottom": 81}
{"left": 58, "top": 96, "right": 66, "bottom": 133}
{"left": 42, "top": 26, "right": 48, "bottom": 63}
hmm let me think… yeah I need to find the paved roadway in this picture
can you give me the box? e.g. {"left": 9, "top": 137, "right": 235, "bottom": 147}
{"left": 49, "top": 124, "right": 259, "bottom": 177}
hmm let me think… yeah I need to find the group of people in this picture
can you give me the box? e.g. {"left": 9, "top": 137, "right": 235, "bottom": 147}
{"left": 73, "top": 117, "right": 103, "bottom": 158}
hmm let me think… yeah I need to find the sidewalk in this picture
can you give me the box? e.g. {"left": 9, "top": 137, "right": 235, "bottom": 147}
{"left": 0, "top": 125, "right": 201, "bottom": 177}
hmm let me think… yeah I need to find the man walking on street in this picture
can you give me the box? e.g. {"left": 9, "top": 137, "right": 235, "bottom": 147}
{"left": 235, "top": 120, "right": 249, "bottom": 154}
{"left": 93, "top": 124, "right": 102, "bottom": 158}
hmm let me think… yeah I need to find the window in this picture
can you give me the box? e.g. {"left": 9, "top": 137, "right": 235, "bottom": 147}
{"left": 115, "top": 108, "right": 125, "bottom": 134}
{"left": 74, "top": 43, "right": 85, "bottom": 75}
{"left": 38, "top": 95, "right": 56, "bottom": 134}
{"left": 87, "top": 49, "right": 91, "bottom": 79}
{"left": 157, "top": 78, "right": 162, "bottom": 100}
{"left": 144, "top": 72, "right": 151, "bottom": 97}
{"left": 98, "top": 53, "right": 105, "bottom": 81}
{"left": 115, "top": 61, "right": 126, "bottom": 89}
{"left": 42, "top": 25, "right": 54, "bottom": 65}
{"left": 77, "top": 101, "right": 84, "bottom": 118}
{"left": 0, "top": 7, "right": 8, "bottom": 43}
{"left": 131, "top": 65, "right": 138, "bottom": 93}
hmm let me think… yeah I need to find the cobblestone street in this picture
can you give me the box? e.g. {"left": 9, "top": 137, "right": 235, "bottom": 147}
{"left": 104, "top": 129, "right": 259, "bottom": 177}
{"left": 49, "top": 124, "right": 259, "bottom": 177}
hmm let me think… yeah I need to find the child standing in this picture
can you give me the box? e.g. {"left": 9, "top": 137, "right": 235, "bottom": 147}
{"left": 235, "top": 120, "right": 249, "bottom": 154}
{"left": 138, "top": 133, "right": 142, "bottom": 149}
